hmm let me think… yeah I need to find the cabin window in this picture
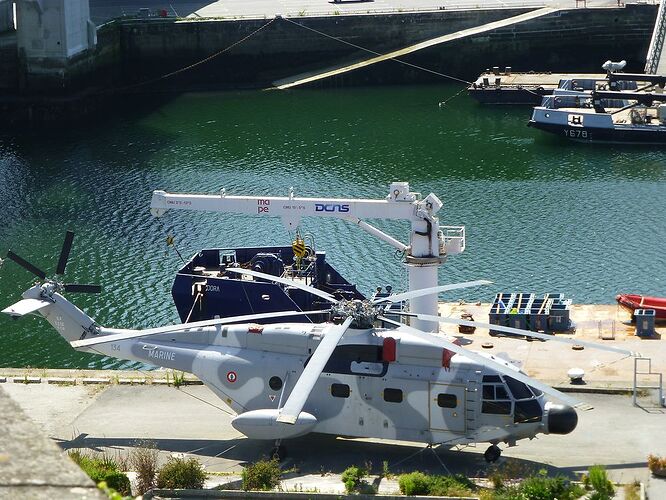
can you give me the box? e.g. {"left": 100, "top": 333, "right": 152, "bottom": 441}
{"left": 269, "top": 376, "right": 283, "bottom": 391}
{"left": 437, "top": 393, "right": 457, "bottom": 408}
{"left": 482, "top": 379, "right": 511, "bottom": 415}
{"left": 482, "top": 401, "right": 511, "bottom": 415}
{"left": 383, "top": 388, "right": 403, "bottom": 403}
{"left": 496, "top": 386, "right": 509, "bottom": 400}
{"left": 331, "top": 383, "right": 350, "bottom": 398}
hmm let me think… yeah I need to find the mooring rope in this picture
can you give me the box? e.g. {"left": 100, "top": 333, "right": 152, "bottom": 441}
{"left": 280, "top": 17, "right": 473, "bottom": 86}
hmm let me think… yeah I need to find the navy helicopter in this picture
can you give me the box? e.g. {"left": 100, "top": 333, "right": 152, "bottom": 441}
{"left": 2, "top": 232, "right": 637, "bottom": 462}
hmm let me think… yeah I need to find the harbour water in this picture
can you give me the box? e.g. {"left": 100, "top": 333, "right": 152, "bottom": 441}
{"left": 1, "top": 84, "right": 665, "bottom": 369}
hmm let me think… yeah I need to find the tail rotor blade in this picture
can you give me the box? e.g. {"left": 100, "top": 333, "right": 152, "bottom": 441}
{"left": 6, "top": 251, "right": 47, "bottom": 279}
{"left": 56, "top": 231, "right": 75, "bottom": 275}
{"left": 63, "top": 283, "right": 102, "bottom": 293}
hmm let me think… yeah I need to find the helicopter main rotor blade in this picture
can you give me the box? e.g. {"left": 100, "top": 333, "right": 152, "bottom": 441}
{"left": 277, "top": 316, "right": 354, "bottom": 424}
{"left": 373, "top": 280, "right": 492, "bottom": 305}
{"left": 225, "top": 267, "right": 339, "bottom": 304}
{"left": 405, "top": 312, "right": 639, "bottom": 357}
{"left": 70, "top": 309, "right": 332, "bottom": 348}
{"left": 378, "top": 315, "right": 586, "bottom": 410}
{"left": 56, "top": 230, "right": 75, "bottom": 275}
{"left": 63, "top": 283, "right": 102, "bottom": 294}
{"left": 6, "top": 251, "right": 47, "bottom": 280}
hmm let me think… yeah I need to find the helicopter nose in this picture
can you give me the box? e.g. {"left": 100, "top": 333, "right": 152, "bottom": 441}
{"left": 547, "top": 403, "right": 578, "bottom": 434}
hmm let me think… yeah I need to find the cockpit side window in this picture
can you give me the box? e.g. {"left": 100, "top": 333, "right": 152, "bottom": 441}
{"left": 515, "top": 399, "right": 542, "bottom": 423}
{"left": 504, "top": 376, "right": 533, "bottom": 400}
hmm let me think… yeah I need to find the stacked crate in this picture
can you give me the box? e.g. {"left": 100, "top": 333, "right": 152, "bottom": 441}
{"left": 548, "top": 296, "right": 573, "bottom": 332}
{"left": 507, "top": 293, "right": 535, "bottom": 331}
{"left": 488, "top": 292, "right": 573, "bottom": 335}
{"left": 489, "top": 293, "right": 514, "bottom": 336}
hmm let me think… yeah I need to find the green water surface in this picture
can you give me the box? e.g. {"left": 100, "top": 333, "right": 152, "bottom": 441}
{"left": 1, "top": 84, "right": 665, "bottom": 368}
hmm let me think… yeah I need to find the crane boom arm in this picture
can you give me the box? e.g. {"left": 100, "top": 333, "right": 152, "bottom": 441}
{"left": 150, "top": 183, "right": 437, "bottom": 222}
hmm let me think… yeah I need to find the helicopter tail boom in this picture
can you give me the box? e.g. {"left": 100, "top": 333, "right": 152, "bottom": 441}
{"left": 2, "top": 285, "right": 99, "bottom": 343}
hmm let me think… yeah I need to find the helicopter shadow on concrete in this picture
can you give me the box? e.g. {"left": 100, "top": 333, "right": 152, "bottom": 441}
{"left": 55, "top": 431, "right": 586, "bottom": 479}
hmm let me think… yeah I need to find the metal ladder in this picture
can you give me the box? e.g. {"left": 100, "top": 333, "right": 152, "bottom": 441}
{"left": 633, "top": 357, "right": 664, "bottom": 409}
{"left": 465, "top": 374, "right": 480, "bottom": 437}
{"left": 645, "top": 0, "right": 666, "bottom": 74}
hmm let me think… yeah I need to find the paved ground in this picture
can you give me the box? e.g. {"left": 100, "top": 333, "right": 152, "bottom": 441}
{"left": 3, "top": 382, "right": 665, "bottom": 496}
{"left": 90, "top": 0, "right": 633, "bottom": 25}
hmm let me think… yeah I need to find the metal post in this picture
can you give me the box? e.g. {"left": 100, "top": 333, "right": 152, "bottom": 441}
{"left": 633, "top": 356, "right": 638, "bottom": 406}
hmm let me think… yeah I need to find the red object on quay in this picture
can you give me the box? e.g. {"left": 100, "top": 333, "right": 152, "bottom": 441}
{"left": 616, "top": 293, "right": 666, "bottom": 320}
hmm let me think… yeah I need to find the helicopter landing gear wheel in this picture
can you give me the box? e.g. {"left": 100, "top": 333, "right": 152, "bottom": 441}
{"left": 270, "top": 441, "right": 287, "bottom": 461}
{"left": 484, "top": 444, "right": 501, "bottom": 463}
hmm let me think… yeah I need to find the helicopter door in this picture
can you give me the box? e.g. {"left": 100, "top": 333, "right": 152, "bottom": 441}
{"left": 429, "top": 383, "right": 466, "bottom": 433}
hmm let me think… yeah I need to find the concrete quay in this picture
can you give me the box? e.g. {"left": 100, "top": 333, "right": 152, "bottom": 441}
{"left": 438, "top": 302, "right": 666, "bottom": 391}
{"left": 88, "top": 0, "right": 627, "bottom": 25}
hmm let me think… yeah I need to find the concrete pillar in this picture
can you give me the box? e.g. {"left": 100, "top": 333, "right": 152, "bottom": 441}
{"left": 17, "top": 0, "right": 94, "bottom": 59}
{"left": 15, "top": 0, "right": 96, "bottom": 89}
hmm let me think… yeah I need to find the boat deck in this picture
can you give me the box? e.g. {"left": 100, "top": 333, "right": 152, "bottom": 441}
{"left": 471, "top": 72, "right": 606, "bottom": 89}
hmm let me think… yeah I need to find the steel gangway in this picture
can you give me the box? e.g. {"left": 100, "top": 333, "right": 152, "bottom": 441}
{"left": 645, "top": 0, "right": 666, "bottom": 74}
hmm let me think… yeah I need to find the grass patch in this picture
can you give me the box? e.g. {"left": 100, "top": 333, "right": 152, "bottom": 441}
{"left": 156, "top": 456, "right": 207, "bottom": 489}
{"left": 398, "top": 472, "right": 475, "bottom": 497}
{"left": 68, "top": 450, "right": 131, "bottom": 496}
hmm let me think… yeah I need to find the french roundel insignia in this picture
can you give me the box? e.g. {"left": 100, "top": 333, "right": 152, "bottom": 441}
{"left": 226, "top": 371, "right": 237, "bottom": 383}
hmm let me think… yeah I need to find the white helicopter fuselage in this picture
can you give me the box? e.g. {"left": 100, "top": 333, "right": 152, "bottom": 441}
{"left": 6, "top": 285, "right": 576, "bottom": 450}
{"left": 83, "top": 318, "right": 549, "bottom": 446}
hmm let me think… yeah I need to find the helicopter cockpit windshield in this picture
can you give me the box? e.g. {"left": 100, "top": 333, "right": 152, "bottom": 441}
{"left": 482, "top": 374, "right": 544, "bottom": 423}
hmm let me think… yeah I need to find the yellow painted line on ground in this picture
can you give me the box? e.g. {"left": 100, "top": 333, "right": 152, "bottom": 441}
{"left": 273, "top": 7, "right": 558, "bottom": 90}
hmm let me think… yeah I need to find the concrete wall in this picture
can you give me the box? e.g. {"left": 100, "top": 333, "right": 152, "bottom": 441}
{"left": 114, "top": 5, "right": 657, "bottom": 89}
{"left": 0, "top": 2, "right": 13, "bottom": 32}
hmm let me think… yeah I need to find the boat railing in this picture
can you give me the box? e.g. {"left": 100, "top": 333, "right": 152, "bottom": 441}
{"left": 440, "top": 226, "right": 465, "bottom": 255}
{"left": 281, "top": 259, "right": 317, "bottom": 286}
{"left": 633, "top": 357, "right": 665, "bottom": 410}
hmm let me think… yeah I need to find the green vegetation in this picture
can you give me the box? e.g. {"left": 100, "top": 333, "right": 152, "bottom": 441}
{"left": 129, "top": 440, "right": 159, "bottom": 494}
{"left": 583, "top": 465, "right": 614, "bottom": 500}
{"left": 166, "top": 370, "right": 186, "bottom": 387}
{"left": 97, "top": 480, "right": 128, "bottom": 500}
{"left": 241, "top": 458, "right": 282, "bottom": 491}
{"left": 398, "top": 472, "right": 475, "bottom": 497}
{"left": 156, "top": 456, "right": 207, "bottom": 489}
{"left": 68, "top": 450, "right": 131, "bottom": 496}
{"left": 341, "top": 465, "right": 375, "bottom": 494}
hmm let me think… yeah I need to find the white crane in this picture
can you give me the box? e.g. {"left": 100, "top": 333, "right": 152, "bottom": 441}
{"left": 149, "top": 182, "right": 466, "bottom": 332}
